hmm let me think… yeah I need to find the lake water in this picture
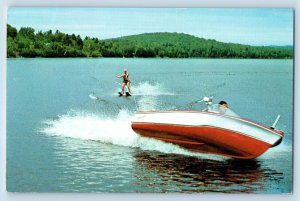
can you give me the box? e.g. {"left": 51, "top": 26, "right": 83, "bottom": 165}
{"left": 7, "top": 58, "right": 293, "bottom": 193}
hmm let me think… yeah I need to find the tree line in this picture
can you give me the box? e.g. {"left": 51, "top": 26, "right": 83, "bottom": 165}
{"left": 7, "top": 24, "right": 293, "bottom": 59}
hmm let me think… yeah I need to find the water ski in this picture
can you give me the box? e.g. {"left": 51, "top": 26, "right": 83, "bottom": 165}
{"left": 118, "top": 92, "right": 131, "bottom": 97}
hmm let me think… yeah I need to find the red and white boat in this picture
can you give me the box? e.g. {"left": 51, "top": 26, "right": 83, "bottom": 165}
{"left": 131, "top": 97, "right": 284, "bottom": 159}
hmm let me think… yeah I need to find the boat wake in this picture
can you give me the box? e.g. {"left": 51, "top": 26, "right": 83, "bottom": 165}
{"left": 132, "top": 82, "right": 176, "bottom": 111}
{"left": 40, "top": 109, "right": 223, "bottom": 159}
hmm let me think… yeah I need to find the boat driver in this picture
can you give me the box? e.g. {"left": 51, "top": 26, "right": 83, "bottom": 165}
{"left": 218, "top": 101, "right": 229, "bottom": 114}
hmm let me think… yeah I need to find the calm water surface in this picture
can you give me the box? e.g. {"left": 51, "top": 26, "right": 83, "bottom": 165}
{"left": 7, "top": 58, "right": 293, "bottom": 193}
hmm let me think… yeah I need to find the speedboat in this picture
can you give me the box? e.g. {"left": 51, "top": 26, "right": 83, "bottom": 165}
{"left": 131, "top": 97, "right": 284, "bottom": 159}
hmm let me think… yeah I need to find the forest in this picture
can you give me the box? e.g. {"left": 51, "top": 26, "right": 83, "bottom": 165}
{"left": 7, "top": 24, "right": 293, "bottom": 59}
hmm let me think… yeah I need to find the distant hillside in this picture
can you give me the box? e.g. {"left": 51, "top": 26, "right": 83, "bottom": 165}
{"left": 7, "top": 24, "right": 293, "bottom": 59}
{"left": 105, "top": 32, "right": 293, "bottom": 58}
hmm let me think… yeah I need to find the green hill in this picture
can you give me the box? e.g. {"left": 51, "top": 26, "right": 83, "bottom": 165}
{"left": 7, "top": 24, "right": 293, "bottom": 59}
{"left": 105, "top": 32, "right": 293, "bottom": 58}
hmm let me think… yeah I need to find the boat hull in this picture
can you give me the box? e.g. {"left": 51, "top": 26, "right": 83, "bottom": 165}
{"left": 131, "top": 111, "right": 284, "bottom": 159}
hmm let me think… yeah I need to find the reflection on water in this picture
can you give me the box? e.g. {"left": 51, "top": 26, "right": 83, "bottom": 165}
{"left": 133, "top": 151, "right": 284, "bottom": 193}
{"left": 49, "top": 136, "right": 137, "bottom": 192}
{"left": 33, "top": 135, "right": 284, "bottom": 193}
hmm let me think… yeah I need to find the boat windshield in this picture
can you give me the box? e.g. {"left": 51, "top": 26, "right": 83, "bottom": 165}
{"left": 206, "top": 104, "right": 239, "bottom": 117}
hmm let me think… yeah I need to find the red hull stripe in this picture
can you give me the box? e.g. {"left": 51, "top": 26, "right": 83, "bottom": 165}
{"left": 155, "top": 137, "right": 205, "bottom": 145}
{"left": 132, "top": 122, "right": 273, "bottom": 159}
{"left": 132, "top": 121, "right": 274, "bottom": 143}
{"left": 135, "top": 110, "right": 284, "bottom": 137}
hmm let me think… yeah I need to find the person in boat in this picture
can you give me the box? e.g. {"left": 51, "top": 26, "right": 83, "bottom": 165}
{"left": 218, "top": 100, "right": 229, "bottom": 114}
{"left": 203, "top": 98, "right": 238, "bottom": 117}
{"left": 116, "top": 68, "right": 131, "bottom": 95}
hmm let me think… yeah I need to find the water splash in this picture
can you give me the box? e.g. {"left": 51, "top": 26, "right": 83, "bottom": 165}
{"left": 111, "top": 81, "right": 176, "bottom": 111}
{"left": 134, "top": 81, "right": 175, "bottom": 111}
{"left": 40, "top": 109, "right": 222, "bottom": 160}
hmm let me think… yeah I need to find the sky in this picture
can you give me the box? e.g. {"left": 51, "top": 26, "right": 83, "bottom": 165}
{"left": 7, "top": 8, "right": 294, "bottom": 46}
